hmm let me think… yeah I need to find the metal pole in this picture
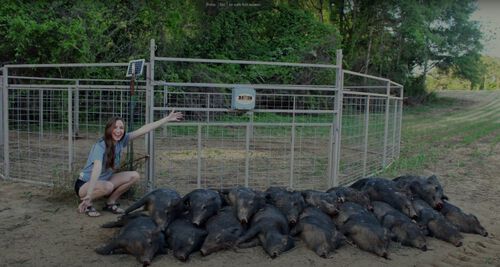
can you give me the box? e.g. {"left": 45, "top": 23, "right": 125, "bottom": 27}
{"left": 197, "top": 125, "right": 202, "bottom": 189}
{"left": 331, "top": 50, "right": 343, "bottom": 187}
{"left": 68, "top": 87, "right": 73, "bottom": 173}
{"left": 289, "top": 96, "right": 296, "bottom": 188}
{"left": 382, "top": 81, "right": 391, "bottom": 167}
{"left": 392, "top": 99, "right": 398, "bottom": 162}
{"left": 2, "top": 67, "right": 9, "bottom": 179}
{"left": 147, "top": 39, "right": 156, "bottom": 191}
{"left": 127, "top": 68, "right": 135, "bottom": 171}
{"left": 397, "top": 87, "right": 404, "bottom": 158}
{"left": 362, "top": 96, "right": 371, "bottom": 177}
{"left": 74, "top": 80, "right": 80, "bottom": 137}
{"left": 245, "top": 112, "right": 253, "bottom": 187}
{"left": 39, "top": 89, "right": 44, "bottom": 137}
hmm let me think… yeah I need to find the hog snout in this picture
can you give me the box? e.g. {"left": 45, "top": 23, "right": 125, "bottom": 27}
{"left": 435, "top": 202, "right": 443, "bottom": 210}
{"left": 382, "top": 252, "right": 388, "bottom": 259}
{"left": 455, "top": 240, "right": 463, "bottom": 247}
{"left": 142, "top": 261, "right": 151, "bottom": 267}
{"left": 482, "top": 231, "right": 489, "bottom": 237}
{"left": 421, "top": 245, "right": 427, "bottom": 251}
{"left": 200, "top": 248, "right": 208, "bottom": 256}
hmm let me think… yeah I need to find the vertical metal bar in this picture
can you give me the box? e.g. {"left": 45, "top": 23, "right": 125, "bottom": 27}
{"left": 289, "top": 96, "right": 296, "bottom": 188}
{"left": 382, "top": 81, "right": 391, "bottom": 167}
{"left": 147, "top": 39, "right": 156, "bottom": 191}
{"left": 206, "top": 94, "right": 210, "bottom": 139}
{"left": 74, "top": 81, "right": 79, "bottom": 137}
{"left": 2, "top": 67, "right": 9, "bottom": 179}
{"left": 163, "top": 85, "right": 168, "bottom": 137}
{"left": 397, "top": 87, "right": 404, "bottom": 158}
{"left": 245, "top": 112, "right": 252, "bottom": 187}
{"left": 362, "top": 96, "right": 370, "bottom": 177}
{"left": 39, "top": 89, "right": 44, "bottom": 137}
{"left": 197, "top": 124, "right": 202, "bottom": 189}
{"left": 331, "top": 50, "right": 343, "bottom": 187}
{"left": 392, "top": 98, "right": 398, "bottom": 162}
{"left": 68, "top": 87, "right": 73, "bottom": 173}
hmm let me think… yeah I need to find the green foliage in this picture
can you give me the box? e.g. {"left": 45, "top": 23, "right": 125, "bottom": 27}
{"left": 0, "top": 0, "right": 488, "bottom": 99}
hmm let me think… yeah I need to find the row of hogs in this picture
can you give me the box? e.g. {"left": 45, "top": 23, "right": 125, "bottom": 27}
{"left": 95, "top": 175, "right": 488, "bottom": 266}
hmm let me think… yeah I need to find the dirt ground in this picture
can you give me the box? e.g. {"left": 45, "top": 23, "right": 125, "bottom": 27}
{"left": 1, "top": 90, "right": 500, "bottom": 267}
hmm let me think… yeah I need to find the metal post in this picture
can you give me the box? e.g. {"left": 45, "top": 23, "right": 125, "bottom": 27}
{"left": 362, "top": 96, "right": 370, "bottom": 177}
{"left": 74, "top": 80, "right": 79, "bottom": 137}
{"left": 2, "top": 67, "right": 8, "bottom": 179}
{"left": 245, "top": 112, "right": 253, "bottom": 187}
{"left": 392, "top": 98, "right": 398, "bottom": 161}
{"left": 331, "top": 50, "right": 343, "bottom": 187}
{"left": 289, "top": 96, "right": 296, "bottom": 188}
{"left": 382, "top": 81, "right": 391, "bottom": 167}
{"left": 197, "top": 124, "right": 202, "bottom": 188}
{"left": 147, "top": 39, "right": 156, "bottom": 191}
{"left": 68, "top": 86, "right": 73, "bottom": 173}
{"left": 39, "top": 89, "right": 44, "bottom": 137}
{"left": 397, "top": 87, "right": 404, "bottom": 158}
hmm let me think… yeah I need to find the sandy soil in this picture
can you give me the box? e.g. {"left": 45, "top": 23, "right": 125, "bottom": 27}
{"left": 1, "top": 90, "right": 500, "bottom": 267}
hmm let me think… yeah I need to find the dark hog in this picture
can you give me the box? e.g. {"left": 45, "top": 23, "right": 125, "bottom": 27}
{"left": 339, "top": 205, "right": 390, "bottom": 259}
{"left": 440, "top": 201, "right": 488, "bottom": 236}
{"left": 372, "top": 201, "right": 427, "bottom": 251}
{"left": 291, "top": 207, "right": 345, "bottom": 258}
{"left": 351, "top": 177, "right": 418, "bottom": 219}
{"left": 223, "top": 187, "right": 266, "bottom": 224}
{"left": 301, "top": 190, "right": 340, "bottom": 216}
{"left": 165, "top": 216, "right": 208, "bottom": 261}
{"left": 101, "top": 211, "right": 150, "bottom": 228}
{"left": 333, "top": 202, "right": 379, "bottom": 227}
{"left": 412, "top": 198, "right": 463, "bottom": 247}
{"left": 125, "top": 188, "right": 182, "bottom": 230}
{"left": 327, "top": 186, "right": 372, "bottom": 211}
{"left": 265, "top": 187, "right": 305, "bottom": 225}
{"left": 200, "top": 206, "right": 245, "bottom": 256}
{"left": 95, "top": 216, "right": 166, "bottom": 266}
{"left": 237, "top": 204, "right": 294, "bottom": 258}
{"left": 393, "top": 174, "right": 447, "bottom": 210}
{"left": 183, "top": 189, "right": 222, "bottom": 226}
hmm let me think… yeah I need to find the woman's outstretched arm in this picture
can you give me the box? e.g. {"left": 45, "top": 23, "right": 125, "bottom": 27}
{"left": 128, "top": 110, "right": 183, "bottom": 141}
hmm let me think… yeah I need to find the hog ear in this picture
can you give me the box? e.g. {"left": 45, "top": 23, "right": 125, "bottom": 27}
{"left": 427, "top": 175, "right": 438, "bottom": 183}
{"left": 182, "top": 194, "right": 191, "bottom": 208}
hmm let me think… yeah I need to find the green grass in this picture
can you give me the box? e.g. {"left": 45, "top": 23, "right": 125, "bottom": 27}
{"left": 381, "top": 91, "right": 500, "bottom": 177}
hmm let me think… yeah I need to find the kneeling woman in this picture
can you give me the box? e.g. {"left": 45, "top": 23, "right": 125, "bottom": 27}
{"left": 75, "top": 110, "right": 183, "bottom": 217}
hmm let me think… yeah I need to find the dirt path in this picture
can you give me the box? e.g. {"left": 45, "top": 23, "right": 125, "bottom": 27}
{"left": 1, "top": 90, "right": 499, "bottom": 267}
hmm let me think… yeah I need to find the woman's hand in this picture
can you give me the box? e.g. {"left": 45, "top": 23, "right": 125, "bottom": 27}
{"left": 166, "top": 109, "right": 183, "bottom": 122}
{"left": 78, "top": 195, "right": 92, "bottom": 213}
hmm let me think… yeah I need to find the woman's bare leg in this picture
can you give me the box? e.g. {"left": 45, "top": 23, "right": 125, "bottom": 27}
{"left": 106, "top": 171, "right": 140, "bottom": 204}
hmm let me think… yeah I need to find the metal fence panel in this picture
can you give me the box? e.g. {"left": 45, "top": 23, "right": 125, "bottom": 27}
{"left": 1, "top": 55, "right": 403, "bottom": 193}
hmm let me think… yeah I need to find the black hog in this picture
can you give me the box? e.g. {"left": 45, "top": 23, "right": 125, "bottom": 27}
{"left": 223, "top": 187, "right": 266, "bottom": 224}
{"left": 291, "top": 207, "right": 345, "bottom": 258}
{"left": 440, "top": 201, "right": 488, "bottom": 236}
{"left": 237, "top": 204, "right": 294, "bottom": 258}
{"left": 95, "top": 216, "right": 166, "bottom": 266}
{"left": 393, "top": 174, "right": 447, "bottom": 210}
{"left": 165, "top": 217, "right": 207, "bottom": 261}
{"left": 200, "top": 206, "right": 245, "bottom": 256}
{"left": 301, "top": 190, "right": 340, "bottom": 216}
{"left": 351, "top": 177, "right": 418, "bottom": 219}
{"left": 183, "top": 189, "right": 222, "bottom": 226}
{"left": 124, "top": 188, "right": 182, "bottom": 230}
{"left": 265, "top": 187, "right": 305, "bottom": 225}
{"left": 333, "top": 202, "right": 379, "bottom": 227}
{"left": 412, "top": 198, "right": 463, "bottom": 247}
{"left": 334, "top": 202, "right": 390, "bottom": 258}
{"left": 372, "top": 201, "right": 427, "bottom": 251}
{"left": 326, "top": 186, "right": 372, "bottom": 211}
